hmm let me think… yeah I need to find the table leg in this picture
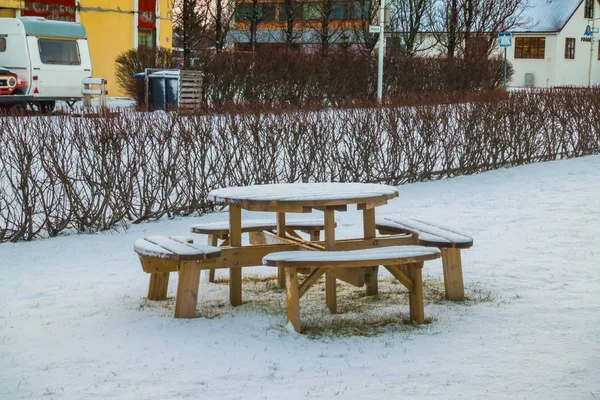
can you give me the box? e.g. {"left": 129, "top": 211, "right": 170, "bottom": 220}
{"left": 277, "top": 212, "right": 286, "bottom": 289}
{"left": 207, "top": 234, "right": 218, "bottom": 283}
{"left": 229, "top": 204, "right": 243, "bottom": 306}
{"left": 285, "top": 267, "right": 301, "bottom": 333}
{"left": 324, "top": 207, "right": 337, "bottom": 313}
{"left": 363, "top": 207, "right": 378, "bottom": 296}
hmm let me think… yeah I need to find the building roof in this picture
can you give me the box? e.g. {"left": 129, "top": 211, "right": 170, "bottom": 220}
{"left": 19, "top": 17, "right": 87, "bottom": 39}
{"left": 514, "top": 0, "right": 583, "bottom": 33}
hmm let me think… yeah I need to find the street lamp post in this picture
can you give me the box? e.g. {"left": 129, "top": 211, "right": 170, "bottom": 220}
{"left": 376, "top": 0, "right": 385, "bottom": 102}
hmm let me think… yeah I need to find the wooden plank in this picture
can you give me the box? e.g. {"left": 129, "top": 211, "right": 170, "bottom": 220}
{"left": 147, "top": 272, "right": 169, "bottom": 300}
{"left": 316, "top": 235, "right": 417, "bottom": 250}
{"left": 383, "top": 265, "right": 414, "bottom": 291}
{"left": 285, "top": 268, "right": 301, "bottom": 333}
{"left": 174, "top": 261, "right": 201, "bottom": 318}
{"left": 331, "top": 268, "right": 364, "bottom": 287}
{"left": 267, "top": 253, "right": 440, "bottom": 269}
{"left": 139, "top": 255, "right": 180, "bottom": 273}
{"left": 298, "top": 268, "right": 327, "bottom": 298}
{"left": 441, "top": 248, "right": 465, "bottom": 301}
{"left": 229, "top": 204, "right": 243, "bottom": 306}
{"left": 277, "top": 212, "right": 286, "bottom": 289}
{"left": 408, "top": 263, "right": 425, "bottom": 324}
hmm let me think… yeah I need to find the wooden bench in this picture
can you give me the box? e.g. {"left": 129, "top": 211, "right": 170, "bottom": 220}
{"left": 134, "top": 236, "right": 221, "bottom": 318}
{"left": 376, "top": 217, "right": 473, "bottom": 301}
{"left": 263, "top": 246, "right": 441, "bottom": 334}
{"left": 190, "top": 219, "right": 330, "bottom": 283}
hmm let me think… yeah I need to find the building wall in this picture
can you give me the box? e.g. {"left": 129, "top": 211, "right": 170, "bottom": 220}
{"left": 553, "top": 0, "right": 600, "bottom": 86}
{"left": 78, "top": 0, "right": 136, "bottom": 96}
{"left": 508, "top": 0, "right": 600, "bottom": 87}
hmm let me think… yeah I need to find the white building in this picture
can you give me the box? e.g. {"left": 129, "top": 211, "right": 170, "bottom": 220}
{"left": 508, "top": 0, "right": 600, "bottom": 87}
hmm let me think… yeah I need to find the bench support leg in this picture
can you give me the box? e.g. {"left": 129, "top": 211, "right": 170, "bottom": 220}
{"left": 365, "top": 266, "right": 379, "bottom": 296}
{"left": 326, "top": 273, "right": 337, "bottom": 314}
{"left": 408, "top": 262, "right": 425, "bottom": 324}
{"left": 148, "top": 272, "right": 170, "bottom": 300}
{"left": 285, "top": 268, "right": 301, "bottom": 333}
{"left": 174, "top": 261, "right": 201, "bottom": 318}
{"left": 441, "top": 248, "right": 465, "bottom": 301}
{"left": 207, "top": 234, "right": 218, "bottom": 283}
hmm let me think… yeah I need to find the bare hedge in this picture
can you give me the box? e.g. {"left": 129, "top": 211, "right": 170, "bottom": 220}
{"left": 1, "top": 89, "right": 599, "bottom": 242}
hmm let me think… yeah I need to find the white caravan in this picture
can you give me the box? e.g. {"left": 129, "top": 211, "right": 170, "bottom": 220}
{"left": 0, "top": 17, "right": 92, "bottom": 110}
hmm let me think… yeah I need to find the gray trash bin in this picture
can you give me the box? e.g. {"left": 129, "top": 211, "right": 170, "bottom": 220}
{"left": 148, "top": 70, "right": 180, "bottom": 111}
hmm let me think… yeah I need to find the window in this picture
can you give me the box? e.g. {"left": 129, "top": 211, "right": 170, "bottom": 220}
{"left": 597, "top": 41, "right": 600, "bottom": 60}
{"left": 38, "top": 39, "right": 80, "bottom": 65}
{"left": 514, "top": 37, "right": 545, "bottom": 59}
{"left": 0, "top": 38, "right": 5, "bottom": 52}
{"left": 138, "top": 29, "right": 155, "bottom": 48}
{"left": 585, "top": 0, "right": 594, "bottom": 19}
{"left": 303, "top": 3, "right": 321, "bottom": 20}
{"left": 236, "top": 3, "right": 275, "bottom": 21}
{"left": 279, "top": 2, "right": 301, "bottom": 20}
{"left": 565, "top": 38, "right": 575, "bottom": 59}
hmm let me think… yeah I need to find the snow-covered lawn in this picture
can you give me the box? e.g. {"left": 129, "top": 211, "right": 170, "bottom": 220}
{"left": 2, "top": 156, "right": 599, "bottom": 399}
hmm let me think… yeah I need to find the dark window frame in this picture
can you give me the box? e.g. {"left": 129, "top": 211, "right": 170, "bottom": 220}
{"left": 138, "top": 28, "right": 156, "bottom": 49}
{"left": 38, "top": 38, "right": 81, "bottom": 65}
{"left": 585, "top": 0, "right": 594, "bottom": 19}
{"left": 565, "top": 37, "right": 575, "bottom": 59}
{"left": 514, "top": 37, "right": 546, "bottom": 59}
{"left": 0, "top": 38, "right": 5, "bottom": 52}
{"left": 236, "top": 3, "right": 276, "bottom": 22}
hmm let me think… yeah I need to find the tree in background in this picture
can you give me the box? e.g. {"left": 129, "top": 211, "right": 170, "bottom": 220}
{"left": 173, "top": 0, "right": 207, "bottom": 68}
{"left": 429, "top": 0, "right": 528, "bottom": 58}
{"left": 279, "top": 0, "right": 304, "bottom": 47}
{"left": 203, "top": 0, "right": 236, "bottom": 52}
{"left": 353, "top": 0, "right": 380, "bottom": 52}
{"left": 390, "top": 0, "right": 433, "bottom": 56}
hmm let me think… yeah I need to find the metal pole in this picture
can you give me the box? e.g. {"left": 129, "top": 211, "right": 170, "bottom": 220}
{"left": 504, "top": 47, "right": 507, "bottom": 90}
{"left": 376, "top": 0, "right": 385, "bottom": 102}
{"left": 591, "top": 19, "right": 596, "bottom": 87}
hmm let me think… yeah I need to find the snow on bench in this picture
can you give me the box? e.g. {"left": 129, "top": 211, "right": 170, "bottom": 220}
{"left": 190, "top": 219, "right": 328, "bottom": 235}
{"left": 263, "top": 245, "right": 441, "bottom": 333}
{"left": 376, "top": 217, "right": 473, "bottom": 248}
{"left": 376, "top": 217, "right": 473, "bottom": 301}
{"left": 262, "top": 245, "right": 440, "bottom": 267}
{"left": 134, "top": 235, "right": 221, "bottom": 261}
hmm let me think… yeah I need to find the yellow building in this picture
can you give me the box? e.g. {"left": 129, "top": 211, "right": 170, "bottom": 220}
{"left": 0, "top": 0, "right": 173, "bottom": 96}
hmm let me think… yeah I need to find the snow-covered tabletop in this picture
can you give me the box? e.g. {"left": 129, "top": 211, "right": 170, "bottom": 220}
{"left": 209, "top": 183, "right": 399, "bottom": 209}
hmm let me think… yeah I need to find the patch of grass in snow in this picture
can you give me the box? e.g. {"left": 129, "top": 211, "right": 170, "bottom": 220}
{"left": 138, "top": 274, "right": 494, "bottom": 336}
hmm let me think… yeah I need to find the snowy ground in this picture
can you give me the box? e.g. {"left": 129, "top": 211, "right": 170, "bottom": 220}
{"left": 2, "top": 156, "right": 599, "bottom": 399}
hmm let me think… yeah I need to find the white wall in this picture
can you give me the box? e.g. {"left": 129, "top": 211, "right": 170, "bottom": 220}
{"left": 508, "top": 0, "right": 600, "bottom": 87}
{"left": 506, "top": 34, "right": 557, "bottom": 87}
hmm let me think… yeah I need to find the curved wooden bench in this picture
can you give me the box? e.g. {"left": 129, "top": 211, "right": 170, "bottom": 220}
{"left": 263, "top": 246, "right": 441, "bottom": 333}
{"left": 134, "top": 236, "right": 221, "bottom": 318}
{"left": 376, "top": 217, "right": 473, "bottom": 301}
{"left": 191, "top": 219, "right": 331, "bottom": 283}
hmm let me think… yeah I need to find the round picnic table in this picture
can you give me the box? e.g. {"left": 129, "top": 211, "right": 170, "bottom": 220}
{"left": 209, "top": 183, "right": 399, "bottom": 311}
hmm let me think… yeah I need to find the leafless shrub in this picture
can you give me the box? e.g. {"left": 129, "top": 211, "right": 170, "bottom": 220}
{"left": 0, "top": 88, "right": 599, "bottom": 241}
